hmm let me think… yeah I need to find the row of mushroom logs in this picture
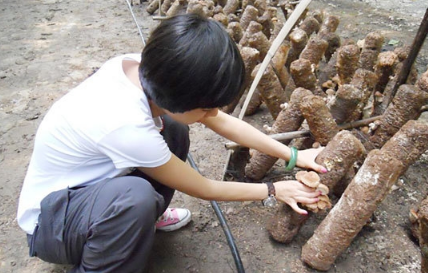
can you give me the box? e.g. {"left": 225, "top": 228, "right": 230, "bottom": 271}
{"left": 140, "top": 1, "right": 428, "bottom": 270}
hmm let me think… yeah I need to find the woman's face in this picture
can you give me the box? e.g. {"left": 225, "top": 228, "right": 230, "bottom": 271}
{"left": 165, "top": 108, "right": 219, "bottom": 124}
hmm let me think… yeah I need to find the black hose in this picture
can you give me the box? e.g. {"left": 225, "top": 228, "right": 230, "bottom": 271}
{"left": 187, "top": 154, "right": 245, "bottom": 273}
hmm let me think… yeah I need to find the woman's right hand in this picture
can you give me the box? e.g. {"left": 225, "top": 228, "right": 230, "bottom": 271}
{"left": 274, "top": 180, "right": 321, "bottom": 215}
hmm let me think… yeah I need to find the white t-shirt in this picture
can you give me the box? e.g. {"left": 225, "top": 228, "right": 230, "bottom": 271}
{"left": 17, "top": 54, "right": 171, "bottom": 234}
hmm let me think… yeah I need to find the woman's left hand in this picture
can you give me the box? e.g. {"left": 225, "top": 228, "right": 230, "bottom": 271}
{"left": 296, "top": 147, "right": 327, "bottom": 173}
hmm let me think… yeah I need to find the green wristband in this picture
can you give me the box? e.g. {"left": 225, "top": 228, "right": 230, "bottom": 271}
{"left": 285, "top": 147, "right": 298, "bottom": 171}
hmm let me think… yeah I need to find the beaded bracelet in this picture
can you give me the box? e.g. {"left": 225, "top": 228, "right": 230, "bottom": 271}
{"left": 285, "top": 147, "right": 298, "bottom": 171}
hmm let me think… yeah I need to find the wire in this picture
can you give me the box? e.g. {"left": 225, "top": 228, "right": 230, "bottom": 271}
{"left": 124, "top": 0, "right": 146, "bottom": 46}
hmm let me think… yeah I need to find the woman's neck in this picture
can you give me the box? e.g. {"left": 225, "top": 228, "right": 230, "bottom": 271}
{"left": 123, "top": 60, "right": 142, "bottom": 90}
{"left": 123, "top": 59, "right": 165, "bottom": 118}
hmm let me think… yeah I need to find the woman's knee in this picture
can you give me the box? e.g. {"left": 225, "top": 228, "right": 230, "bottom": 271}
{"left": 94, "top": 177, "right": 165, "bottom": 223}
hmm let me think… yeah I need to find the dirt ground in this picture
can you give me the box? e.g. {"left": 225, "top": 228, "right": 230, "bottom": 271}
{"left": 1, "top": 0, "right": 428, "bottom": 272}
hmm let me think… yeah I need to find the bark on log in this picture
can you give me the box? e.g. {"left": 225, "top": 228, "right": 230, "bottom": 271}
{"left": 358, "top": 32, "right": 384, "bottom": 71}
{"left": 378, "top": 47, "right": 419, "bottom": 116}
{"left": 241, "top": 0, "right": 253, "bottom": 10}
{"left": 416, "top": 69, "right": 428, "bottom": 93}
{"left": 213, "top": 12, "right": 228, "bottom": 27}
{"left": 381, "top": 120, "right": 428, "bottom": 176}
{"left": 348, "top": 69, "right": 378, "bottom": 121}
{"left": 321, "top": 32, "right": 341, "bottom": 62}
{"left": 226, "top": 21, "right": 244, "bottom": 43}
{"left": 245, "top": 88, "right": 313, "bottom": 181}
{"left": 315, "top": 130, "right": 366, "bottom": 190}
{"left": 318, "top": 15, "right": 340, "bottom": 38}
{"left": 374, "top": 51, "right": 398, "bottom": 93}
{"left": 418, "top": 197, "right": 428, "bottom": 273}
{"left": 186, "top": 0, "right": 214, "bottom": 17}
{"left": 166, "top": 0, "right": 184, "bottom": 17}
{"left": 160, "top": 0, "right": 173, "bottom": 14}
{"left": 369, "top": 84, "right": 428, "bottom": 149}
{"left": 223, "top": 0, "right": 239, "bottom": 15}
{"left": 243, "top": 89, "right": 263, "bottom": 116}
{"left": 290, "top": 58, "right": 317, "bottom": 91}
{"left": 266, "top": 203, "right": 309, "bottom": 243}
{"left": 254, "top": 0, "right": 266, "bottom": 16}
{"left": 328, "top": 84, "right": 362, "bottom": 124}
{"left": 300, "top": 37, "right": 329, "bottom": 66}
{"left": 271, "top": 42, "right": 291, "bottom": 89}
{"left": 252, "top": 64, "right": 287, "bottom": 119}
{"left": 318, "top": 51, "right": 338, "bottom": 87}
{"left": 300, "top": 95, "right": 339, "bottom": 145}
{"left": 309, "top": 9, "right": 324, "bottom": 24}
{"left": 299, "top": 16, "right": 320, "bottom": 37}
{"left": 266, "top": 131, "right": 365, "bottom": 244}
{"left": 269, "top": 17, "right": 284, "bottom": 42}
{"left": 239, "top": 21, "right": 270, "bottom": 62}
{"left": 332, "top": 166, "right": 356, "bottom": 197}
{"left": 336, "top": 44, "right": 360, "bottom": 85}
{"left": 222, "top": 46, "right": 259, "bottom": 114}
{"left": 302, "top": 149, "right": 403, "bottom": 271}
{"left": 285, "top": 29, "right": 308, "bottom": 68}
{"left": 146, "top": 0, "right": 161, "bottom": 14}
{"left": 258, "top": 7, "right": 276, "bottom": 39}
{"left": 240, "top": 5, "right": 259, "bottom": 31}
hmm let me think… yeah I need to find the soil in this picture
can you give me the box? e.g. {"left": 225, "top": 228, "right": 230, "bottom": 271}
{"left": 1, "top": 0, "right": 428, "bottom": 272}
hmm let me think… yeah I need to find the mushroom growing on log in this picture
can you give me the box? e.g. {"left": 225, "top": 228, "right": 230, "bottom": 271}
{"left": 296, "top": 170, "right": 332, "bottom": 213}
{"left": 266, "top": 131, "right": 364, "bottom": 243}
{"left": 301, "top": 149, "right": 403, "bottom": 271}
{"left": 302, "top": 120, "right": 428, "bottom": 271}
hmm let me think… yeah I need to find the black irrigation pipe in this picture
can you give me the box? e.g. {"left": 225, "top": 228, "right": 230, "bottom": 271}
{"left": 187, "top": 154, "right": 245, "bottom": 273}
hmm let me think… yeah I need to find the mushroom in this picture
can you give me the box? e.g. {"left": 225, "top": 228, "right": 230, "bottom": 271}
{"left": 316, "top": 183, "right": 329, "bottom": 195}
{"left": 296, "top": 171, "right": 320, "bottom": 188}
{"left": 296, "top": 171, "right": 332, "bottom": 212}
{"left": 409, "top": 208, "right": 419, "bottom": 224}
{"left": 305, "top": 202, "right": 319, "bottom": 213}
{"left": 316, "top": 195, "right": 332, "bottom": 210}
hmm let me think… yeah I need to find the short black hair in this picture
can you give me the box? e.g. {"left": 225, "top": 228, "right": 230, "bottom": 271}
{"left": 139, "top": 14, "right": 245, "bottom": 113}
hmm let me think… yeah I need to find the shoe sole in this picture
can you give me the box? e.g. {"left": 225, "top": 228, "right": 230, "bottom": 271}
{"left": 156, "top": 210, "right": 192, "bottom": 232}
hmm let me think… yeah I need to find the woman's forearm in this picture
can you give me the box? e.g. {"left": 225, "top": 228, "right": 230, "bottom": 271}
{"left": 202, "top": 111, "right": 292, "bottom": 160}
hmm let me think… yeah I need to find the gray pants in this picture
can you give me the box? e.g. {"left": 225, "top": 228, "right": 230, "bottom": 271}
{"left": 27, "top": 115, "right": 190, "bottom": 273}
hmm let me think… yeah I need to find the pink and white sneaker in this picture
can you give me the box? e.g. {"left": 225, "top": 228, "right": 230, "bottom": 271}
{"left": 155, "top": 208, "right": 192, "bottom": 232}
